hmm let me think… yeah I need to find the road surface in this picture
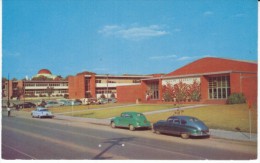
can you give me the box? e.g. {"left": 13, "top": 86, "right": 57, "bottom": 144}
{"left": 2, "top": 115, "right": 257, "bottom": 160}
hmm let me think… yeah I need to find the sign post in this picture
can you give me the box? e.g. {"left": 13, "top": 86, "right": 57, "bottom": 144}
{"left": 248, "top": 101, "right": 252, "bottom": 140}
{"left": 71, "top": 101, "right": 74, "bottom": 117}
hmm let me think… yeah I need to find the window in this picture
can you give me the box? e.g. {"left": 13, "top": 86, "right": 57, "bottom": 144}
{"left": 173, "top": 118, "right": 180, "bottom": 124}
{"left": 208, "top": 76, "right": 230, "bottom": 99}
{"left": 147, "top": 81, "right": 159, "bottom": 100}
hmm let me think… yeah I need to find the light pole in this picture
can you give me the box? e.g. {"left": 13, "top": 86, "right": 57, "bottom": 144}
{"left": 7, "top": 73, "right": 10, "bottom": 107}
{"left": 106, "top": 74, "right": 109, "bottom": 99}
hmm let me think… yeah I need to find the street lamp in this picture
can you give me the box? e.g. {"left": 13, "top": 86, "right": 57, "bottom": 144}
{"left": 106, "top": 74, "right": 109, "bottom": 99}
{"left": 7, "top": 73, "right": 10, "bottom": 107}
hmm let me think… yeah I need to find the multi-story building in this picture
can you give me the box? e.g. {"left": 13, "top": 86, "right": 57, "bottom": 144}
{"left": 2, "top": 69, "right": 69, "bottom": 99}
{"left": 68, "top": 71, "right": 153, "bottom": 99}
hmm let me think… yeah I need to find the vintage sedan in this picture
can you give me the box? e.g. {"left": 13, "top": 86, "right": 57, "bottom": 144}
{"left": 15, "top": 102, "right": 36, "bottom": 109}
{"left": 111, "top": 112, "right": 151, "bottom": 131}
{"left": 31, "top": 107, "right": 54, "bottom": 118}
{"left": 45, "top": 101, "right": 63, "bottom": 108}
{"left": 153, "top": 115, "right": 210, "bottom": 139}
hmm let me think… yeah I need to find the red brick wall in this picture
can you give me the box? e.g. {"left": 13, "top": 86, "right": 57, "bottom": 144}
{"left": 90, "top": 74, "right": 96, "bottom": 98}
{"left": 241, "top": 74, "right": 257, "bottom": 104}
{"left": 117, "top": 85, "right": 142, "bottom": 103}
{"left": 230, "top": 73, "right": 241, "bottom": 93}
{"left": 200, "top": 76, "right": 208, "bottom": 102}
{"left": 68, "top": 74, "right": 85, "bottom": 99}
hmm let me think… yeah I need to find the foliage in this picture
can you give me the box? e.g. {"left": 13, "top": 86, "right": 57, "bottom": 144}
{"left": 110, "top": 93, "right": 116, "bottom": 98}
{"left": 64, "top": 94, "right": 69, "bottom": 99}
{"left": 162, "top": 80, "right": 201, "bottom": 102}
{"left": 46, "top": 87, "right": 54, "bottom": 97}
{"left": 226, "top": 93, "right": 246, "bottom": 104}
{"left": 100, "top": 94, "right": 106, "bottom": 98}
{"left": 32, "top": 75, "right": 53, "bottom": 81}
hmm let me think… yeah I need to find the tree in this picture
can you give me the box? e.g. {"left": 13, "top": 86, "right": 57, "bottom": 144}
{"left": 15, "top": 86, "right": 24, "bottom": 100}
{"left": 46, "top": 87, "right": 54, "bottom": 98}
{"left": 162, "top": 83, "right": 175, "bottom": 101}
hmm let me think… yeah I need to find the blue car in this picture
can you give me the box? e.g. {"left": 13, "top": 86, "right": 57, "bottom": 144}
{"left": 31, "top": 107, "right": 54, "bottom": 118}
{"left": 153, "top": 115, "right": 210, "bottom": 139}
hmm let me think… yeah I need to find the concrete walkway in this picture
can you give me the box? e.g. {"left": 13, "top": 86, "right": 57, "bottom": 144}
{"left": 54, "top": 104, "right": 257, "bottom": 142}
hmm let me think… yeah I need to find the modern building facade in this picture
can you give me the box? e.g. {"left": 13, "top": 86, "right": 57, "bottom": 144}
{"left": 117, "top": 57, "right": 257, "bottom": 104}
{"left": 68, "top": 71, "right": 153, "bottom": 99}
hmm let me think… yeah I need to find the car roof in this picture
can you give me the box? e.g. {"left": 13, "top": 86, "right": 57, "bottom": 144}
{"left": 122, "top": 112, "right": 142, "bottom": 115}
{"left": 168, "top": 115, "right": 197, "bottom": 120}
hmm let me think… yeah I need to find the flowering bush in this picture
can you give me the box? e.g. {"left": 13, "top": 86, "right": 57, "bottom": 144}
{"left": 162, "top": 80, "right": 201, "bottom": 102}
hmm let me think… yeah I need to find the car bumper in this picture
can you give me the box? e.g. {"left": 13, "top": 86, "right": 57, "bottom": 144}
{"left": 135, "top": 124, "right": 151, "bottom": 129}
{"left": 190, "top": 131, "right": 210, "bottom": 137}
{"left": 41, "top": 115, "right": 54, "bottom": 118}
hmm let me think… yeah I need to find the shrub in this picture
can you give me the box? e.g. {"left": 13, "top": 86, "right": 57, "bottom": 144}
{"left": 227, "top": 93, "right": 246, "bottom": 104}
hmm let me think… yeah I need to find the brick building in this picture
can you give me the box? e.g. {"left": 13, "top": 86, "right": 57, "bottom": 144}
{"left": 117, "top": 57, "right": 257, "bottom": 104}
{"left": 68, "top": 71, "right": 152, "bottom": 99}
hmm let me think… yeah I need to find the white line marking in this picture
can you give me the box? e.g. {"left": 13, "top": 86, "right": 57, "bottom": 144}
{"left": 2, "top": 143, "right": 37, "bottom": 159}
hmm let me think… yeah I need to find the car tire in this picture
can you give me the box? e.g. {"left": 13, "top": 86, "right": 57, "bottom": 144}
{"left": 181, "top": 133, "right": 190, "bottom": 139}
{"left": 129, "top": 125, "right": 135, "bottom": 131}
{"left": 155, "top": 130, "right": 161, "bottom": 134}
{"left": 111, "top": 122, "right": 116, "bottom": 128}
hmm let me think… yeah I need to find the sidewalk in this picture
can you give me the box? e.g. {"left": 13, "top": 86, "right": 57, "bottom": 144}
{"left": 54, "top": 115, "right": 257, "bottom": 142}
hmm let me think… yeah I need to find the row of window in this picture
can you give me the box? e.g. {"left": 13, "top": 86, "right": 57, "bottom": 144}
{"left": 25, "top": 89, "right": 68, "bottom": 94}
{"left": 95, "top": 79, "right": 141, "bottom": 83}
{"left": 24, "top": 83, "right": 68, "bottom": 87}
{"left": 96, "top": 88, "right": 116, "bottom": 94}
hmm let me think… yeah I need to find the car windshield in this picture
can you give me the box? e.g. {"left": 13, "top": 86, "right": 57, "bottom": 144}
{"left": 38, "top": 109, "right": 49, "bottom": 112}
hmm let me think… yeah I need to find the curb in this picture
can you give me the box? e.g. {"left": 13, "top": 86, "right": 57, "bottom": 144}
{"left": 54, "top": 115, "right": 257, "bottom": 142}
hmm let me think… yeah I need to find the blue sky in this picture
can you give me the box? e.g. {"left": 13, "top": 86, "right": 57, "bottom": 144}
{"left": 2, "top": 0, "right": 258, "bottom": 79}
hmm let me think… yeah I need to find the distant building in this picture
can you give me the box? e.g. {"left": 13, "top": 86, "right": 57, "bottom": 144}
{"left": 117, "top": 57, "right": 257, "bottom": 104}
{"left": 2, "top": 69, "right": 69, "bottom": 99}
{"left": 33, "top": 69, "right": 58, "bottom": 79}
{"left": 68, "top": 71, "right": 153, "bottom": 99}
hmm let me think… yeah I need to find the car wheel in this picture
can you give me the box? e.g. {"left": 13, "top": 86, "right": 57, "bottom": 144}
{"left": 111, "top": 122, "right": 116, "bottom": 128}
{"left": 155, "top": 130, "right": 161, "bottom": 134}
{"left": 129, "top": 125, "right": 135, "bottom": 131}
{"left": 181, "top": 133, "right": 190, "bottom": 139}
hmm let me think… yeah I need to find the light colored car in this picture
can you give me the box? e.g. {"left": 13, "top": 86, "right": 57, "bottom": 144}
{"left": 45, "top": 101, "right": 63, "bottom": 108}
{"left": 31, "top": 107, "right": 54, "bottom": 118}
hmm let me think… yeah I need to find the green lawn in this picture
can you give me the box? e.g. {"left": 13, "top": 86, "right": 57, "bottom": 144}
{"left": 23, "top": 103, "right": 257, "bottom": 133}
{"left": 68, "top": 104, "right": 177, "bottom": 119}
{"left": 146, "top": 104, "right": 257, "bottom": 133}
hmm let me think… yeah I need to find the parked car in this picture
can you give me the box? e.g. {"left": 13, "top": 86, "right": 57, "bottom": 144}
{"left": 153, "top": 115, "right": 210, "bottom": 139}
{"left": 15, "top": 102, "right": 36, "bottom": 109}
{"left": 96, "top": 98, "right": 109, "bottom": 104}
{"left": 45, "top": 101, "right": 63, "bottom": 108}
{"left": 60, "top": 99, "right": 82, "bottom": 106}
{"left": 111, "top": 112, "right": 151, "bottom": 131}
{"left": 108, "top": 98, "right": 117, "bottom": 103}
{"left": 80, "top": 98, "right": 97, "bottom": 105}
{"left": 31, "top": 107, "right": 54, "bottom": 118}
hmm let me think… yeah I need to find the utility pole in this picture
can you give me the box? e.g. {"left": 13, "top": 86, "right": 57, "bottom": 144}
{"left": 106, "top": 74, "right": 109, "bottom": 98}
{"left": 7, "top": 73, "right": 10, "bottom": 107}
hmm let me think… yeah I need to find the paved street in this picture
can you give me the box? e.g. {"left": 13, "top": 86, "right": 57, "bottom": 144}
{"left": 2, "top": 114, "right": 257, "bottom": 160}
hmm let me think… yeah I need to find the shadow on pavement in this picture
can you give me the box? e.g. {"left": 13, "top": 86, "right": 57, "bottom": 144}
{"left": 92, "top": 137, "right": 135, "bottom": 160}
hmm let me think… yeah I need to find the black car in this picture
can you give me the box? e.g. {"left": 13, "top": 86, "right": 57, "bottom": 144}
{"left": 153, "top": 115, "right": 210, "bottom": 139}
{"left": 15, "top": 102, "right": 36, "bottom": 109}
